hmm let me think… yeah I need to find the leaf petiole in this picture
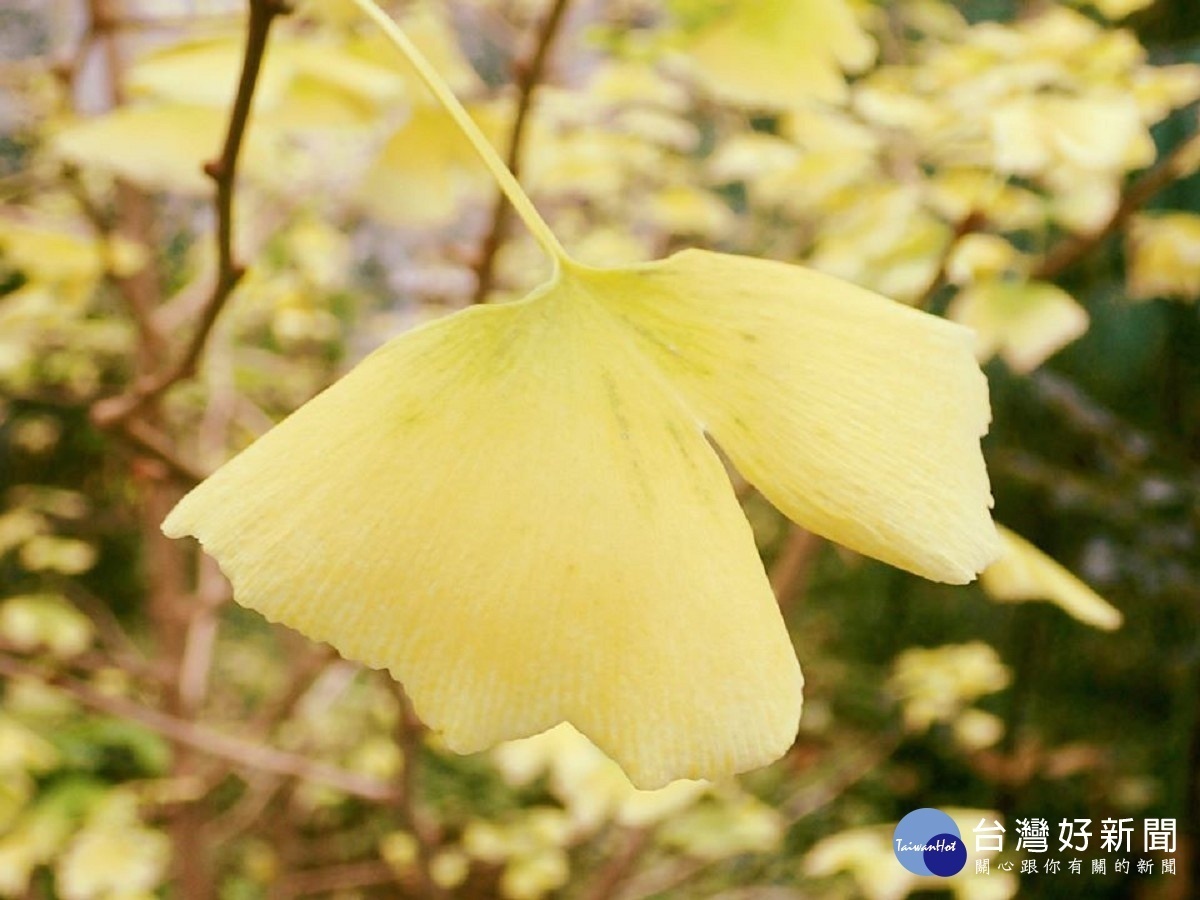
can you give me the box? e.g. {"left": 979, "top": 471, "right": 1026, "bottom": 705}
{"left": 349, "top": 0, "right": 570, "bottom": 267}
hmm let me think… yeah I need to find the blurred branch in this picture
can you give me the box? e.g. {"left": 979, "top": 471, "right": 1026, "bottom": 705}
{"left": 87, "top": 0, "right": 170, "bottom": 371}
{"left": 91, "top": 0, "right": 291, "bottom": 430}
{"left": 581, "top": 827, "right": 652, "bottom": 900}
{"left": 118, "top": 418, "right": 208, "bottom": 483}
{"left": 0, "top": 650, "right": 402, "bottom": 803}
{"left": 913, "top": 212, "right": 986, "bottom": 311}
{"left": 1007, "top": 370, "right": 1198, "bottom": 491}
{"left": 1034, "top": 122, "right": 1200, "bottom": 281}
{"left": 203, "top": 647, "right": 340, "bottom": 842}
{"left": 388, "top": 680, "right": 447, "bottom": 899}
{"left": 61, "top": 583, "right": 171, "bottom": 682}
{"left": 769, "top": 525, "right": 822, "bottom": 610}
{"left": 471, "top": 0, "right": 572, "bottom": 304}
{"left": 780, "top": 733, "right": 902, "bottom": 822}
{"left": 248, "top": 645, "right": 340, "bottom": 735}
{"left": 275, "top": 861, "right": 400, "bottom": 897}
{"left": 1029, "top": 370, "right": 1155, "bottom": 465}
{"left": 98, "top": 11, "right": 247, "bottom": 32}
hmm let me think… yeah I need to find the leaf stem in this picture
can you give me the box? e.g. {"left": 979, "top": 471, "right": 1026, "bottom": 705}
{"left": 349, "top": 0, "right": 569, "bottom": 264}
{"left": 472, "top": 0, "right": 573, "bottom": 303}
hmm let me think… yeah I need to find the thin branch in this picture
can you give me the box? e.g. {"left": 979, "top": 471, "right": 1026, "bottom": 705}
{"left": 387, "top": 680, "right": 447, "bottom": 899}
{"left": 779, "top": 733, "right": 902, "bottom": 822}
{"left": 581, "top": 827, "right": 652, "bottom": 900}
{"left": 471, "top": 0, "right": 573, "bottom": 304}
{"left": 912, "top": 212, "right": 986, "bottom": 311}
{"left": 119, "top": 418, "right": 208, "bottom": 483}
{"left": 91, "top": 0, "right": 291, "bottom": 430}
{"left": 275, "top": 860, "right": 400, "bottom": 898}
{"left": 1034, "top": 123, "right": 1200, "bottom": 281}
{"left": 95, "top": 11, "right": 247, "bottom": 33}
{"left": 62, "top": 582, "right": 150, "bottom": 662}
{"left": 0, "top": 650, "right": 402, "bottom": 804}
{"left": 768, "top": 525, "right": 822, "bottom": 610}
{"left": 249, "top": 645, "right": 340, "bottom": 735}
{"left": 200, "top": 646, "right": 340, "bottom": 836}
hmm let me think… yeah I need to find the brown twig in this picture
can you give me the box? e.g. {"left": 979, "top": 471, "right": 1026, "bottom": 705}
{"left": 91, "top": 0, "right": 291, "bottom": 429}
{"left": 275, "top": 860, "right": 400, "bottom": 897}
{"left": 64, "top": 166, "right": 172, "bottom": 371}
{"left": 779, "top": 733, "right": 902, "bottom": 822}
{"left": 118, "top": 418, "right": 208, "bottom": 483}
{"left": 388, "top": 680, "right": 447, "bottom": 899}
{"left": 471, "top": 0, "right": 572, "bottom": 304}
{"left": 768, "top": 525, "right": 822, "bottom": 610}
{"left": 62, "top": 582, "right": 157, "bottom": 670}
{"left": 581, "top": 827, "right": 652, "bottom": 900}
{"left": 912, "top": 212, "right": 987, "bottom": 311}
{"left": 0, "top": 650, "right": 402, "bottom": 803}
{"left": 1034, "top": 124, "right": 1200, "bottom": 281}
{"left": 201, "top": 646, "right": 340, "bottom": 842}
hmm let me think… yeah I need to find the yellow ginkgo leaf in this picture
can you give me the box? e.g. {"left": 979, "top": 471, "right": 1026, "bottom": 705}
{"left": 1126, "top": 212, "right": 1200, "bottom": 301}
{"left": 805, "top": 184, "right": 954, "bottom": 302}
{"left": 948, "top": 279, "right": 1088, "bottom": 373}
{"left": 1132, "top": 64, "right": 1200, "bottom": 123}
{"left": 1082, "top": 0, "right": 1156, "bottom": 20}
{"left": 946, "top": 234, "right": 1027, "bottom": 286}
{"left": 165, "top": 262, "right": 805, "bottom": 788}
{"left": 166, "top": 0, "right": 1000, "bottom": 789}
{"left": 355, "top": 105, "right": 498, "bottom": 227}
{"left": 888, "top": 641, "right": 1011, "bottom": 732}
{"left": 349, "top": 2, "right": 483, "bottom": 100}
{"left": 523, "top": 129, "right": 664, "bottom": 199}
{"left": 674, "top": 0, "right": 876, "bottom": 107}
{"left": 128, "top": 34, "right": 405, "bottom": 111}
{"left": 54, "top": 96, "right": 376, "bottom": 196}
{"left": 53, "top": 105, "right": 227, "bottom": 195}
{"left": 923, "top": 168, "right": 1044, "bottom": 232}
{"left": 595, "top": 254, "right": 998, "bottom": 584}
{"left": 804, "top": 809, "right": 1016, "bottom": 900}
{"left": 644, "top": 185, "right": 734, "bottom": 239}
{"left": 0, "top": 218, "right": 102, "bottom": 288}
{"left": 1046, "top": 169, "right": 1122, "bottom": 235}
{"left": 493, "top": 722, "right": 707, "bottom": 831}
{"left": 981, "top": 526, "right": 1122, "bottom": 631}
{"left": 166, "top": 249, "right": 999, "bottom": 787}
{"left": 589, "top": 60, "right": 691, "bottom": 113}
{"left": 128, "top": 36, "right": 286, "bottom": 109}
{"left": 988, "top": 92, "right": 1154, "bottom": 176}
{"left": 0, "top": 217, "right": 144, "bottom": 309}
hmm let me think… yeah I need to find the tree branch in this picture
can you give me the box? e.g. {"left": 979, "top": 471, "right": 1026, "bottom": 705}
{"left": 388, "top": 680, "right": 447, "bottom": 899}
{"left": 471, "top": 0, "right": 572, "bottom": 304}
{"left": 0, "top": 650, "right": 401, "bottom": 804}
{"left": 768, "top": 525, "right": 822, "bottom": 610}
{"left": 91, "top": 0, "right": 291, "bottom": 429}
{"left": 580, "top": 827, "right": 652, "bottom": 900}
{"left": 275, "top": 860, "right": 400, "bottom": 898}
{"left": 1034, "top": 123, "right": 1200, "bottom": 281}
{"left": 118, "top": 417, "right": 208, "bottom": 483}
{"left": 912, "top": 212, "right": 986, "bottom": 311}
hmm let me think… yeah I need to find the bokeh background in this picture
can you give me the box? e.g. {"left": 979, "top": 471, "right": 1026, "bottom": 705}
{"left": 0, "top": 0, "right": 1198, "bottom": 897}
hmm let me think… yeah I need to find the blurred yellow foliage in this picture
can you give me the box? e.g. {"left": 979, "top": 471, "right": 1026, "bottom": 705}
{"left": 981, "top": 526, "right": 1124, "bottom": 631}
{"left": 1126, "top": 211, "right": 1200, "bottom": 301}
{"left": 949, "top": 279, "right": 1089, "bottom": 373}
{"left": 889, "top": 642, "right": 1011, "bottom": 734}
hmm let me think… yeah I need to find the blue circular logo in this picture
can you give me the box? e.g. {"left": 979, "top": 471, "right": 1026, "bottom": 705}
{"left": 893, "top": 809, "right": 966, "bottom": 877}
